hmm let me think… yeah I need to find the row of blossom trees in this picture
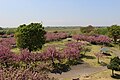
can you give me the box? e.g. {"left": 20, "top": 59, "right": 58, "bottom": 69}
{"left": 45, "top": 32, "right": 69, "bottom": 42}
{"left": 0, "top": 36, "right": 84, "bottom": 74}
{"left": 72, "top": 34, "right": 111, "bottom": 44}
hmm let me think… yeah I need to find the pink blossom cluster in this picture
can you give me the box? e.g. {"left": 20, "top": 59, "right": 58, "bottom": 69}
{"left": 72, "top": 34, "right": 111, "bottom": 44}
{"left": 45, "top": 32, "right": 69, "bottom": 42}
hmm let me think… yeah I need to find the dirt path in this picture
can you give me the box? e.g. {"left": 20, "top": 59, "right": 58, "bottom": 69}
{"left": 49, "top": 63, "right": 107, "bottom": 79}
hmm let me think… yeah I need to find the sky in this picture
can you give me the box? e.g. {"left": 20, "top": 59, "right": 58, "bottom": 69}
{"left": 0, "top": 0, "right": 120, "bottom": 27}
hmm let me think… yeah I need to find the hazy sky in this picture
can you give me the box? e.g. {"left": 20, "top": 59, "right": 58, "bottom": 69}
{"left": 0, "top": 0, "right": 120, "bottom": 27}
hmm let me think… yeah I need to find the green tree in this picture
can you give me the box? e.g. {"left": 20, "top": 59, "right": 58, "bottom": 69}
{"left": 0, "top": 30, "right": 6, "bottom": 35}
{"left": 107, "top": 57, "right": 120, "bottom": 76}
{"left": 0, "top": 27, "right": 3, "bottom": 30}
{"left": 15, "top": 23, "right": 46, "bottom": 52}
{"left": 80, "top": 25, "right": 95, "bottom": 34}
{"left": 6, "top": 29, "right": 16, "bottom": 35}
{"left": 108, "top": 25, "right": 120, "bottom": 43}
{"left": 95, "top": 27, "right": 108, "bottom": 35}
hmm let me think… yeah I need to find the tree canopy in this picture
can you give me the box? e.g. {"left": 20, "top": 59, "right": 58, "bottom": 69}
{"left": 107, "top": 57, "right": 120, "bottom": 76}
{"left": 0, "top": 27, "right": 3, "bottom": 30}
{"left": 15, "top": 23, "right": 46, "bottom": 52}
{"left": 108, "top": 25, "right": 120, "bottom": 43}
{"left": 80, "top": 25, "right": 95, "bottom": 34}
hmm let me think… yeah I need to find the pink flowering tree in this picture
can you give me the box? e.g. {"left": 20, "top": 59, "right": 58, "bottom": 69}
{"left": 45, "top": 32, "right": 69, "bottom": 42}
{"left": 0, "top": 44, "right": 17, "bottom": 67}
{"left": 72, "top": 34, "right": 111, "bottom": 45}
{"left": 43, "top": 46, "right": 62, "bottom": 65}
{"left": 64, "top": 42, "right": 82, "bottom": 65}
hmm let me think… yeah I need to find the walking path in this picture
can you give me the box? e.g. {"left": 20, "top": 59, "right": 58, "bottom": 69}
{"left": 49, "top": 63, "right": 107, "bottom": 79}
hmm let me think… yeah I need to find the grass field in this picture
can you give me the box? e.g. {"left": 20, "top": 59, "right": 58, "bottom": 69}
{"left": 45, "top": 27, "right": 82, "bottom": 35}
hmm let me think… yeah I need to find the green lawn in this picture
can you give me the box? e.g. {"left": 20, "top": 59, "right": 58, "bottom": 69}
{"left": 11, "top": 48, "right": 20, "bottom": 54}
{"left": 81, "top": 45, "right": 116, "bottom": 67}
{"left": 84, "top": 70, "right": 120, "bottom": 80}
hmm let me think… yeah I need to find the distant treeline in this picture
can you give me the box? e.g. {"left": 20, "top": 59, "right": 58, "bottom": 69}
{"left": 0, "top": 27, "right": 16, "bottom": 35}
{"left": 0, "top": 25, "right": 112, "bottom": 36}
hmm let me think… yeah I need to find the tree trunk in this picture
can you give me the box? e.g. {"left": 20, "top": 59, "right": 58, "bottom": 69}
{"left": 114, "top": 36, "right": 117, "bottom": 43}
{"left": 77, "top": 40, "right": 78, "bottom": 42}
{"left": 29, "top": 48, "right": 32, "bottom": 52}
{"left": 5, "top": 62, "right": 8, "bottom": 68}
{"left": 51, "top": 57, "right": 55, "bottom": 66}
{"left": 84, "top": 50, "right": 87, "bottom": 56}
{"left": 98, "top": 57, "right": 100, "bottom": 63}
{"left": 112, "top": 69, "right": 114, "bottom": 76}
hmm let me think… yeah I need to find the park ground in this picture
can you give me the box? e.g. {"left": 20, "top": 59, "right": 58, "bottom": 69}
{"left": 11, "top": 38, "right": 120, "bottom": 80}
{"left": 11, "top": 27, "right": 120, "bottom": 80}
{"left": 46, "top": 39, "right": 120, "bottom": 80}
